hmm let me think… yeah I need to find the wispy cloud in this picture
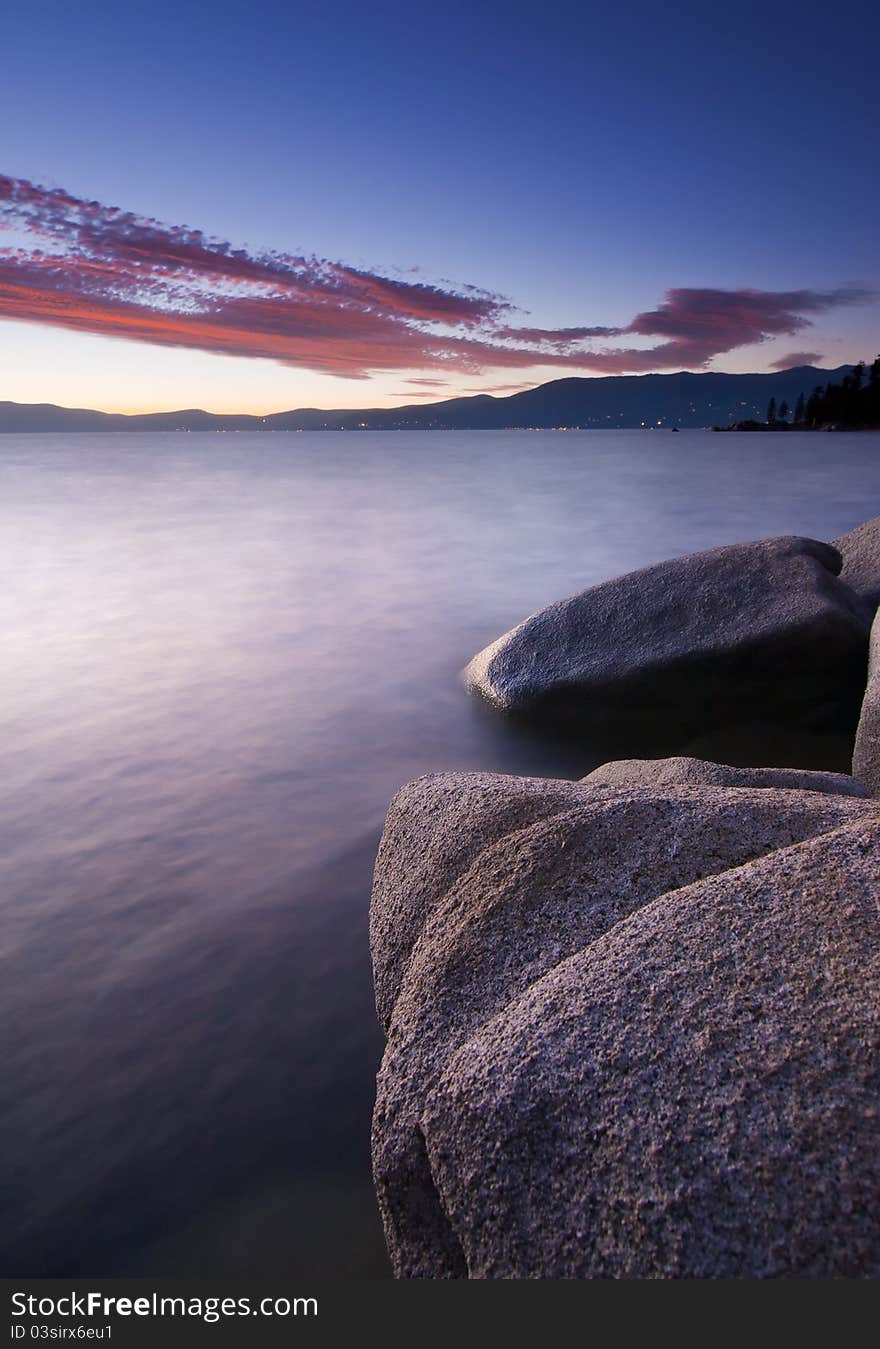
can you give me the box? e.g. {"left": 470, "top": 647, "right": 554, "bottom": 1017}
{"left": 493, "top": 325, "right": 622, "bottom": 345}
{"left": 767, "top": 350, "right": 824, "bottom": 370}
{"left": 0, "top": 176, "right": 873, "bottom": 378}
{"left": 465, "top": 382, "right": 536, "bottom": 394}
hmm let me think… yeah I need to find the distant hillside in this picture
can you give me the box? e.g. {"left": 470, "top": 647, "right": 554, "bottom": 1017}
{"left": 0, "top": 366, "right": 854, "bottom": 433}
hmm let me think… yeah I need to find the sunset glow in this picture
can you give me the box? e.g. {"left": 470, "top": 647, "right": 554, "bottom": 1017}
{"left": 1, "top": 1, "right": 877, "bottom": 412}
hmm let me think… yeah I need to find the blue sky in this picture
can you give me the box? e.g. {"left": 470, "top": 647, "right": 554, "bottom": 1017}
{"left": 1, "top": 0, "right": 877, "bottom": 411}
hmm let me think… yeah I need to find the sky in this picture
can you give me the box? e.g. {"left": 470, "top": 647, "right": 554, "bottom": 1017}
{"left": 1, "top": 0, "right": 877, "bottom": 413}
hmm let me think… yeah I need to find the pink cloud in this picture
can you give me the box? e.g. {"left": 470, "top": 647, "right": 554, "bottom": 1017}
{"left": 768, "top": 350, "right": 824, "bottom": 370}
{"left": 0, "top": 176, "right": 874, "bottom": 379}
{"left": 583, "top": 288, "right": 870, "bottom": 374}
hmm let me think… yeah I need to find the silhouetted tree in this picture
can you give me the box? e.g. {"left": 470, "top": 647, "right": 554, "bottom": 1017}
{"left": 734, "top": 360, "right": 879, "bottom": 430}
{"left": 801, "top": 356, "right": 880, "bottom": 427}
{"left": 867, "top": 356, "right": 880, "bottom": 424}
{"left": 805, "top": 386, "right": 824, "bottom": 426}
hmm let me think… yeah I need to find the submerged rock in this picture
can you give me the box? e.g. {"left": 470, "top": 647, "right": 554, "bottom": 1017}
{"left": 464, "top": 536, "right": 870, "bottom": 743}
{"left": 583, "top": 755, "right": 868, "bottom": 796}
{"left": 371, "top": 771, "right": 880, "bottom": 1278}
{"left": 833, "top": 515, "right": 880, "bottom": 610}
{"left": 853, "top": 610, "right": 880, "bottom": 795}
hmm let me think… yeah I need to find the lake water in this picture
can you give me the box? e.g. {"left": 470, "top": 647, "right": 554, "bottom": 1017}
{"left": 2, "top": 428, "right": 880, "bottom": 1277}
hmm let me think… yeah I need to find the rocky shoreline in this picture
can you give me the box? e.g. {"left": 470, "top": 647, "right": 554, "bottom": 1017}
{"left": 370, "top": 516, "right": 880, "bottom": 1278}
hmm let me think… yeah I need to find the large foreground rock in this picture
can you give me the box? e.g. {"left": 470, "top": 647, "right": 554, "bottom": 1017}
{"left": 371, "top": 771, "right": 880, "bottom": 1278}
{"left": 853, "top": 609, "right": 880, "bottom": 795}
{"left": 833, "top": 515, "right": 880, "bottom": 609}
{"left": 423, "top": 818, "right": 880, "bottom": 1277}
{"left": 584, "top": 755, "right": 868, "bottom": 796}
{"left": 464, "top": 536, "right": 870, "bottom": 743}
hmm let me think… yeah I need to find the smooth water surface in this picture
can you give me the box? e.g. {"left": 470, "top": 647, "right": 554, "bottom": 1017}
{"left": 2, "top": 429, "right": 879, "bottom": 1275}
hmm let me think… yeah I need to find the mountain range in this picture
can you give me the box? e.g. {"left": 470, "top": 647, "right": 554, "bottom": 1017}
{"left": 0, "top": 366, "right": 853, "bottom": 433}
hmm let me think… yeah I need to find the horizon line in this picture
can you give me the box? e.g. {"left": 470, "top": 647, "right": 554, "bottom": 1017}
{"left": 0, "top": 363, "right": 857, "bottom": 420}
